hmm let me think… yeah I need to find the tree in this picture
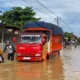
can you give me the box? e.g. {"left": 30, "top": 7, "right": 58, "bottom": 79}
{"left": 77, "top": 37, "right": 80, "bottom": 45}
{"left": 0, "top": 7, "right": 40, "bottom": 29}
{"left": 64, "top": 32, "right": 73, "bottom": 41}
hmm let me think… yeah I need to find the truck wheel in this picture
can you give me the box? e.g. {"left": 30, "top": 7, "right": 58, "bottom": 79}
{"left": 47, "top": 54, "right": 49, "bottom": 60}
{"left": 58, "top": 51, "right": 60, "bottom": 56}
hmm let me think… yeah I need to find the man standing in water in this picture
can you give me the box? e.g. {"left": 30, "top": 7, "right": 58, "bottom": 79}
{"left": 3, "top": 41, "right": 15, "bottom": 61}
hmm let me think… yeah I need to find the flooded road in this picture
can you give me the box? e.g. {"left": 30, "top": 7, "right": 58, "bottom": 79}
{"left": 61, "top": 46, "right": 80, "bottom": 80}
{"left": 0, "top": 46, "right": 80, "bottom": 80}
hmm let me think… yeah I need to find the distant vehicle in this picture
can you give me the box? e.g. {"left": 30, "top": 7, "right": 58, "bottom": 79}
{"left": 13, "top": 21, "right": 63, "bottom": 61}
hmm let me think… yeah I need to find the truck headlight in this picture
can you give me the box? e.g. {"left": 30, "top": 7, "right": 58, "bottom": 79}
{"left": 35, "top": 54, "right": 41, "bottom": 57}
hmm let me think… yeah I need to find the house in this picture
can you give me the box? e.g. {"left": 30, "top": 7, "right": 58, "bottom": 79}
{"left": 0, "top": 24, "right": 21, "bottom": 49}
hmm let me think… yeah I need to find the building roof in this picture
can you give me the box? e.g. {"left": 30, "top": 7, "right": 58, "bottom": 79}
{"left": 24, "top": 21, "right": 63, "bottom": 35}
{"left": 0, "top": 24, "right": 20, "bottom": 30}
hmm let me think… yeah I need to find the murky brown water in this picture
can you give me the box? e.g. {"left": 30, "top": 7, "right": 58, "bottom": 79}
{"left": 0, "top": 45, "right": 80, "bottom": 80}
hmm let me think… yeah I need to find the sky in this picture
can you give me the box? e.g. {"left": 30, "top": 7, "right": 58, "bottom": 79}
{"left": 0, "top": 0, "right": 80, "bottom": 36}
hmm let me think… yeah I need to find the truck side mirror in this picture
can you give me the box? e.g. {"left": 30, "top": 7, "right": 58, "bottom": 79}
{"left": 42, "top": 37, "right": 47, "bottom": 45}
{"left": 13, "top": 37, "right": 17, "bottom": 43}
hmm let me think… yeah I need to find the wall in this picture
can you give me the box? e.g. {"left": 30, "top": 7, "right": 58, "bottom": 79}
{"left": 0, "top": 28, "right": 20, "bottom": 49}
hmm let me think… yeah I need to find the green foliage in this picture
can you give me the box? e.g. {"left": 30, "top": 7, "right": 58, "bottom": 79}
{"left": 77, "top": 37, "right": 80, "bottom": 45}
{"left": 0, "top": 7, "right": 40, "bottom": 29}
{"left": 63, "top": 32, "right": 80, "bottom": 45}
{"left": 64, "top": 32, "right": 73, "bottom": 41}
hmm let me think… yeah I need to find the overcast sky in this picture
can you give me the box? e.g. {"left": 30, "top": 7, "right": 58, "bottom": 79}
{"left": 0, "top": 0, "right": 80, "bottom": 36}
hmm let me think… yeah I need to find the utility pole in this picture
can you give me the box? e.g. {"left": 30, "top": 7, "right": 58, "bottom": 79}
{"left": 0, "top": 11, "right": 4, "bottom": 50}
{"left": 1, "top": 22, "right": 5, "bottom": 50}
{"left": 55, "top": 16, "right": 61, "bottom": 26}
{"left": 57, "top": 16, "right": 59, "bottom": 26}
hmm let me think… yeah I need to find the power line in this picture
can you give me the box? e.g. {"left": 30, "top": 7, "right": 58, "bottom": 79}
{"left": 35, "top": 0, "right": 63, "bottom": 26}
{"left": 60, "top": 19, "right": 74, "bottom": 32}
{"left": 36, "top": 0, "right": 74, "bottom": 30}
{"left": 36, "top": 0, "right": 57, "bottom": 17}
{"left": 0, "top": 0, "right": 72, "bottom": 32}
{"left": 69, "top": 15, "right": 80, "bottom": 24}
{"left": 23, "top": 0, "right": 61, "bottom": 25}
{"left": 0, "top": 0, "right": 75, "bottom": 33}
{"left": 60, "top": 22, "right": 73, "bottom": 32}
{"left": 22, "top": 0, "right": 55, "bottom": 19}
{"left": 23, "top": 0, "right": 74, "bottom": 32}
{"left": 34, "top": 8, "right": 54, "bottom": 19}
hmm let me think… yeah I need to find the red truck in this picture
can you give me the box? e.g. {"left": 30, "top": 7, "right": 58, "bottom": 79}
{"left": 13, "top": 21, "right": 63, "bottom": 61}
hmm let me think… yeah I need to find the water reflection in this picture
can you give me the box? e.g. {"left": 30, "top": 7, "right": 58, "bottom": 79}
{"left": 0, "top": 56, "right": 64, "bottom": 80}
{"left": 0, "top": 63, "right": 16, "bottom": 80}
{"left": 1, "top": 46, "right": 80, "bottom": 80}
{"left": 42, "top": 59, "right": 64, "bottom": 80}
{"left": 14, "top": 58, "right": 64, "bottom": 80}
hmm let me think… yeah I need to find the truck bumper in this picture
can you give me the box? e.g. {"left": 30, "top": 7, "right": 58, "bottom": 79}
{"left": 16, "top": 56, "right": 42, "bottom": 61}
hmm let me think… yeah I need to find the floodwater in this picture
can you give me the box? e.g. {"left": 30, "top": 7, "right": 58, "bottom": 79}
{"left": 0, "top": 46, "right": 80, "bottom": 80}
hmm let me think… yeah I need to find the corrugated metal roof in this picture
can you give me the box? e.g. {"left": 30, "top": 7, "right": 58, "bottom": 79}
{"left": 24, "top": 21, "right": 63, "bottom": 35}
{"left": 0, "top": 24, "right": 20, "bottom": 30}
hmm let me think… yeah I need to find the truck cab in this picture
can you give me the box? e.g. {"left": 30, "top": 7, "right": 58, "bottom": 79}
{"left": 15, "top": 33, "right": 48, "bottom": 61}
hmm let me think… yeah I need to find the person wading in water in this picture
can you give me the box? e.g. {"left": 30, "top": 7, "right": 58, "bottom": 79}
{"left": 3, "top": 41, "right": 15, "bottom": 61}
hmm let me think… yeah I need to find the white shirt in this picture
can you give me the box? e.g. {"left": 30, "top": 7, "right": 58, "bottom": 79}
{"left": 0, "top": 56, "right": 2, "bottom": 62}
{"left": 7, "top": 45, "right": 13, "bottom": 54}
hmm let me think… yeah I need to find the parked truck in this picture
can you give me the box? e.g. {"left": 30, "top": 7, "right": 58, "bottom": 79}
{"left": 13, "top": 21, "right": 63, "bottom": 61}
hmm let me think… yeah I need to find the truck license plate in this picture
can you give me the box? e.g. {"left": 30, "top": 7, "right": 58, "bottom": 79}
{"left": 23, "top": 57, "right": 31, "bottom": 60}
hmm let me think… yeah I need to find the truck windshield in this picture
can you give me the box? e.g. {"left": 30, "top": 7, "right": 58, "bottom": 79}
{"left": 20, "top": 35, "right": 41, "bottom": 44}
